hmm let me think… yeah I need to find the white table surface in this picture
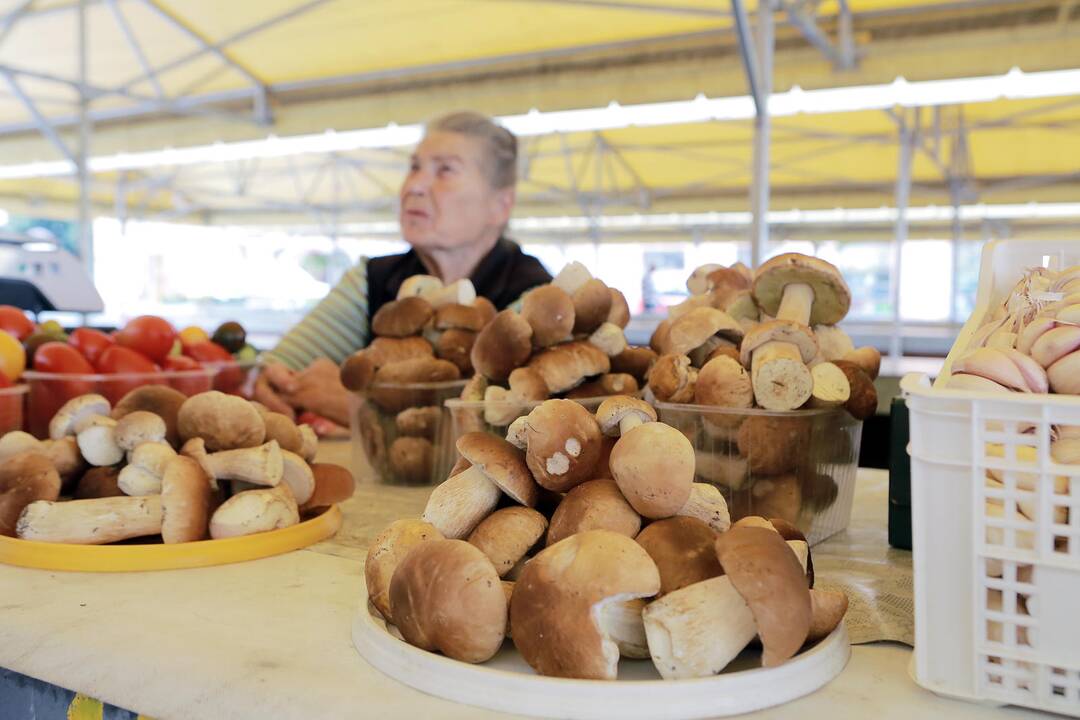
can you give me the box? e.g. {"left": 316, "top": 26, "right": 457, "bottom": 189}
{"left": 0, "top": 443, "right": 1044, "bottom": 720}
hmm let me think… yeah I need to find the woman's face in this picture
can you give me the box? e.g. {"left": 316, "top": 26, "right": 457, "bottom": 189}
{"left": 399, "top": 131, "right": 514, "bottom": 251}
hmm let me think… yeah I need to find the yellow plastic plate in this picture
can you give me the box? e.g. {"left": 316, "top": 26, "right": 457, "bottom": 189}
{"left": 0, "top": 505, "right": 342, "bottom": 572}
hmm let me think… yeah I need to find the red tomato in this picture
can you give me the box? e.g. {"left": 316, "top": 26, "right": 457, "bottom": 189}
{"left": 0, "top": 306, "right": 35, "bottom": 341}
{"left": 115, "top": 315, "right": 177, "bottom": 363}
{"left": 162, "top": 355, "right": 212, "bottom": 396}
{"left": 68, "top": 328, "right": 115, "bottom": 366}
{"left": 95, "top": 345, "right": 159, "bottom": 405}
{"left": 186, "top": 341, "right": 245, "bottom": 395}
{"left": 29, "top": 342, "right": 96, "bottom": 437}
{"left": 0, "top": 372, "right": 12, "bottom": 388}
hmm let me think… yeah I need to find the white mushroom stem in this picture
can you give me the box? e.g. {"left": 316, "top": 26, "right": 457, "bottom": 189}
{"left": 676, "top": 483, "right": 731, "bottom": 532}
{"left": 643, "top": 541, "right": 808, "bottom": 679}
{"left": 619, "top": 414, "right": 648, "bottom": 436}
{"left": 16, "top": 496, "right": 162, "bottom": 544}
{"left": 203, "top": 442, "right": 283, "bottom": 486}
{"left": 209, "top": 484, "right": 298, "bottom": 539}
{"left": 750, "top": 341, "right": 813, "bottom": 410}
{"left": 552, "top": 261, "right": 592, "bottom": 295}
{"left": 776, "top": 283, "right": 815, "bottom": 324}
{"left": 76, "top": 417, "right": 124, "bottom": 467}
{"left": 421, "top": 467, "right": 501, "bottom": 539}
{"left": 595, "top": 596, "right": 650, "bottom": 659}
{"left": 589, "top": 323, "right": 628, "bottom": 357}
{"left": 484, "top": 386, "right": 521, "bottom": 427}
{"left": 809, "top": 362, "right": 851, "bottom": 408}
{"left": 505, "top": 417, "right": 528, "bottom": 450}
{"left": 694, "top": 453, "right": 748, "bottom": 490}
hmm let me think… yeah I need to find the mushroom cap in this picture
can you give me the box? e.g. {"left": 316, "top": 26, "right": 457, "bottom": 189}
{"left": 371, "top": 296, "right": 435, "bottom": 337}
{"left": 161, "top": 455, "right": 211, "bottom": 543}
{"left": 301, "top": 463, "right": 355, "bottom": 511}
{"left": 740, "top": 319, "right": 818, "bottom": 367}
{"left": 389, "top": 539, "right": 506, "bottom": 663}
{"left": 397, "top": 274, "right": 443, "bottom": 299}
{"left": 696, "top": 355, "right": 754, "bottom": 410}
{"left": 636, "top": 516, "right": 722, "bottom": 595}
{"left": 280, "top": 449, "right": 316, "bottom": 505}
{"left": 607, "top": 288, "right": 631, "bottom": 329}
{"left": 456, "top": 432, "right": 537, "bottom": 506}
{"left": 753, "top": 253, "right": 851, "bottom": 326}
{"left": 770, "top": 517, "right": 814, "bottom": 587}
{"left": 50, "top": 394, "right": 111, "bottom": 440}
{"left": 365, "top": 518, "right": 444, "bottom": 620}
{"left": 73, "top": 466, "right": 124, "bottom": 500}
{"left": 76, "top": 415, "right": 124, "bottom": 467}
{"left": 470, "top": 310, "right": 533, "bottom": 382}
{"left": 112, "top": 385, "right": 187, "bottom": 446}
{"left": 668, "top": 307, "right": 744, "bottom": 356}
{"left": 649, "top": 318, "right": 673, "bottom": 355}
{"left": 434, "top": 303, "right": 486, "bottom": 332}
{"left": 705, "top": 266, "right": 751, "bottom": 295}
{"left": 737, "top": 414, "right": 810, "bottom": 475}
{"left": 522, "top": 285, "right": 575, "bottom": 348}
{"left": 546, "top": 478, "right": 641, "bottom": 546}
{"left": 468, "top": 506, "right": 548, "bottom": 577}
{"left": 714, "top": 525, "right": 812, "bottom": 667}
{"left": 510, "top": 529, "right": 660, "bottom": 680}
{"left": 178, "top": 391, "right": 266, "bottom": 452}
{"left": 523, "top": 399, "right": 603, "bottom": 493}
{"left": 572, "top": 279, "right": 613, "bottom": 335}
{"left": 395, "top": 406, "right": 441, "bottom": 439}
{"left": 610, "top": 346, "right": 658, "bottom": 383}
{"left": 365, "top": 336, "right": 434, "bottom": 367}
{"left": 808, "top": 588, "right": 848, "bottom": 642}
{"left": 834, "top": 360, "right": 878, "bottom": 420}
{"left": 527, "top": 341, "right": 610, "bottom": 394}
{"left": 507, "top": 367, "right": 548, "bottom": 402}
{"left": 564, "top": 373, "right": 638, "bottom": 399}
{"left": 340, "top": 351, "right": 377, "bottom": 392}
{"left": 370, "top": 357, "right": 462, "bottom": 413}
{"left": 435, "top": 328, "right": 477, "bottom": 375}
{"left": 388, "top": 436, "right": 434, "bottom": 485}
{"left": 610, "top": 422, "right": 694, "bottom": 519}
{"left": 0, "top": 453, "right": 62, "bottom": 536}
{"left": 473, "top": 296, "right": 497, "bottom": 325}
{"left": 646, "top": 354, "right": 697, "bottom": 403}
{"left": 595, "top": 396, "right": 656, "bottom": 437}
{"left": 114, "top": 410, "right": 167, "bottom": 451}
{"left": 259, "top": 411, "right": 304, "bottom": 455}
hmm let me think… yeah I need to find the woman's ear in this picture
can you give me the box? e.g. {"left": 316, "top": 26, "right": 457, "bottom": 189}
{"left": 489, "top": 186, "right": 516, "bottom": 226}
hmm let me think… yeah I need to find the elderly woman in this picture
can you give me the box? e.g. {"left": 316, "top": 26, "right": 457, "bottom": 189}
{"left": 255, "top": 112, "right": 551, "bottom": 423}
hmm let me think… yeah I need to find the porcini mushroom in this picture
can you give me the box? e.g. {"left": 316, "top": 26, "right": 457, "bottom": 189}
{"left": 522, "top": 399, "right": 603, "bottom": 492}
{"left": 483, "top": 367, "right": 549, "bottom": 426}
{"left": 695, "top": 355, "right": 753, "bottom": 432}
{"left": 73, "top": 466, "right": 123, "bottom": 500}
{"left": 521, "top": 285, "right": 575, "bottom": 347}
{"left": 17, "top": 495, "right": 163, "bottom": 544}
{"left": 300, "top": 463, "right": 355, "bottom": 512}
{"left": 596, "top": 395, "right": 656, "bottom": 437}
{"left": 526, "top": 341, "right": 610, "bottom": 394}
{"left": 587, "top": 322, "right": 628, "bottom": 358}
{"left": 807, "top": 589, "right": 848, "bottom": 643}
{"left": 564, "top": 373, "right": 638, "bottom": 399}
{"left": 76, "top": 415, "right": 124, "bottom": 467}
{"left": 833, "top": 360, "right": 878, "bottom": 420}
{"left": 808, "top": 362, "right": 851, "bottom": 409}
{"left": 112, "top": 385, "right": 187, "bottom": 446}
{"left": 510, "top": 529, "right": 660, "bottom": 680}
{"left": 740, "top": 319, "right": 819, "bottom": 411}
{"left": 468, "top": 506, "right": 548, "bottom": 577}
{"left": 572, "top": 279, "right": 613, "bottom": 335}
{"left": 395, "top": 406, "right": 441, "bottom": 439}
{"left": 845, "top": 346, "right": 881, "bottom": 380}
{"left": 257, "top": 410, "right": 304, "bottom": 455}
{"left": 297, "top": 424, "right": 318, "bottom": 463}
{"left": 161, "top": 455, "right": 211, "bottom": 543}
{"left": 49, "top": 394, "right": 110, "bottom": 440}
{"left": 0, "top": 453, "right": 61, "bottom": 536}
{"left": 636, "top": 516, "right": 721, "bottom": 595}
{"left": 610, "top": 422, "right": 694, "bottom": 519}
{"left": 737, "top": 414, "right": 809, "bottom": 475}
{"left": 114, "top": 410, "right": 167, "bottom": 452}
{"left": 607, "top": 288, "right": 631, "bottom": 329}
{"left": 365, "top": 518, "right": 444, "bottom": 620}
{"left": 369, "top": 357, "right": 461, "bottom": 413}
{"left": 209, "top": 483, "right": 299, "bottom": 539}
{"left": 551, "top": 261, "right": 592, "bottom": 295}
{"left": 280, "top": 450, "right": 316, "bottom": 505}
{"left": 422, "top": 432, "right": 537, "bottom": 538}
{"left": 610, "top": 346, "right": 658, "bottom": 384}
{"left": 371, "top": 296, "right": 434, "bottom": 337}
{"left": 667, "top": 307, "right": 744, "bottom": 365}
{"left": 646, "top": 354, "right": 697, "bottom": 403}
{"left": 366, "top": 336, "right": 435, "bottom": 367}
{"left": 470, "top": 309, "right": 533, "bottom": 382}
{"left": 389, "top": 539, "right": 507, "bottom": 663}
{"left": 546, "top": 478, "right": 642, "bottom": 546}
{"left": 435, "top": 328, "right": 477, "bottom": 374}
{"left": 397, "top": 274, "right": 443, "bottom": 300}
{"left": 0, "top": 431, "right": 42, "bottom": 460}
{"left": 388, "top": 436, "right": 433, "bottom": 485}
{"left": 118, "top": 441, "right": 177, "bottom": 495}
{"left": 183, "top": 438, "right": 284, "bottom": 487}
{"left": 178, "top": 391, "right": 266, "bottom": 451}
{"left": 676, "top": 482, "right": 731, "bottom": 532}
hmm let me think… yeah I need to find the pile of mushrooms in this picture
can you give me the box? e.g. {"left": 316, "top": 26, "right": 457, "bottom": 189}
{"left": 457, "top": 262, "right": 657, "bottom": 431}
{"left": 642, "top": 255, "right": 878, "bottom": 525}
{"left": 1, "top": 387, "right": 355, "bottom": 544}
{"left": 365, "top": 395, "right": 848, "bottom": 679}
{"left": 339, "top": 274, "right": 497, "bottom": 484}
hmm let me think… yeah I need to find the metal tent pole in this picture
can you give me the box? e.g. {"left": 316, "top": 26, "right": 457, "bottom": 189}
{"left": 77, "top": 0, "right": 93, "bottom": 275}
{"left": 749, "top": 3, "right": 773, "bottom": 269}
{"left": 890, "top": 114, "right": 915, "bottom": 360}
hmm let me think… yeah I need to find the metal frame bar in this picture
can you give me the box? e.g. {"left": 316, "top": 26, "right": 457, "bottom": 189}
{"left": 0, "top": 71, "right": 75, "bottom": 163}
{"left": 514, "top": 0, "right": 728, "bottom": 17}
{"left": 105, "top": 0, "right": 164, "bottom": 98}
{"left": 730, "top": 0, "right": 765, "bottom": 117}
{"left": 77, "top": 0, "right": 92, "bottom": 273}
{"left": 0, "top": 0, "right": 34, "bottom": 46}
{"left": 779, "top": 0, "right": 856, "bottom": 70}
{"left": 890, "top": 111, "right": 915, "bottom": 359}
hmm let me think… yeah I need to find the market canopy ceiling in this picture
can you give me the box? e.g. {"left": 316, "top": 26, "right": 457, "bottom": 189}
{"left": 0, "top": 0, "right": 1077, "bottom": 228}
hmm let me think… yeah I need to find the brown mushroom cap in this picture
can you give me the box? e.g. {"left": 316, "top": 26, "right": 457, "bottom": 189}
{"left": 457, "top": 432, "right": 538, "bottom": 506}
{"left": 468, "top": 506, "right": 548, "bottom": 577}
{"left": 844, "top": 346, "right": 881, "bottom": 381}
{"left": 112, "top": 385, "right": 187, "bottom": 446}
{"left": 523, "top": 399, "right": 603, "bottom": 493}
{"left": 610, "top": 422, "right": 694, "bottom": 519}
{"left": 366, "top": 336, "right": 435, "bottom": 367}
{"left": 74, "top": 466, "right": 124, "bottom": 500}
{"left": 696, "top": 355, "right": 754, "bottom": 412}
{"left": 49, "top": 394, "right": 111, "bottom": 440}
{"left": 434, "top": 303, "right": 486, "bottom": 332}
{"left": 739, "top": 319, "right": 818, "bottom": 367}
{"left": 389, "top": 539, "right": 507, "bottom": 663}
{"left": 564, "top": 373, "right": 638, "bottom": 399}
{"left": 371, "top": 296, "right": 435, "bottom": 337}
{"left": 260, "top": 411, "right": 304, "bottom": 455}
{"left": 300, "top": 463, "right": 356, "bottom": 512}
{"left": 370, "top": 357, "right": 461, "bottom": 413}
{"left": 572, "top": 279, "right": 613, "bottom": 335}
{"left": 114, "top": 411, "right": 167, "bottom": 452}
{"left": 470, "top": 310, "right": 534, "bottom": 382}
{"left": 705, "top": 266, "right": 751, "bottom": 295}
{"left": 807, "top": 589, "right": 849, "bottom": 642}
{"left": 770, "top": 517, "right": 814, "bottom": 587}
{"left": 546, "top": 478, "right": 642, "bottom": 546}
{"left": 753, "top": 253, "right": 852, "bottom": 326}
{"left": 472, "top": 296, "right": 497, "bottom": 325}
{"left": 834, "top": 360, "right": 878, "bottom": 420}
{"left": 388, "top": 436, "right": 434, "bottom": 485}
{"left": 647, "top": 353, "right": 697, "bottom": 403}
{"left": 650, "top": 318, "right": 673, "bottom": 355}
{"left": 595, "top": 396, "right": 656, "bottom": 437}
{"left": 365, "top": 518, "right": 444, "bottom": 621}
{"left": 668, "top": 307, "right": 745, "bottom": 356}
{"left": 732, "top": 474, "right": 803, "bottom": 527}
{"left": 395, "top": 406, "right": 442, "bottom": 439}
{"left": 435, "top": 328, "right": 477, "bottom": 375}
{"left": 522, "top": 285, "right": 576, "bottom": 348}
{"left": 737, "top": 414, "right": 810, "bottom": 475}
{"left": 510, "top": 529, "right": 660, "bottom": 680}
{"left": 178, "top": 391, "right": 266, "bottom": 452}
{"left": 527, "top": 341, "right": 610, "bottom": 394}
{"left": 340, "top": 351, "right": 377, "bottom": 392}
{"left": 636, "top": 516, "right": 722, "bottom": 595}
{"left": 610, "top": 346, "right": 658, "bottom": 383}
{"left": 715, "top": 525, "right": 812, "bottom": 667}
{"left": 508, "top": 367, "right": 549, "bottom": 402}
{"left": 607, "top": 288, "right": 631, "bottom": 329}
{"left": 0, "top": 453, "right": 62, "bottom": 536}
{"left": 161, "top": 455, "right": 211, "bottom": 544}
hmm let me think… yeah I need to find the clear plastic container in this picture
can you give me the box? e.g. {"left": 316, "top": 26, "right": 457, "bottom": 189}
{"left": 349, "top": 380, "right": 467, "bottom": 486}
{"left": 0, "top": 384, "right": 28, "bottom": 435}
{"left": 655, "top": 401, "right": 863, "bottom": 546}
{"left": 205, "top": 359, "right": 258, "bottom": 398}
{"left": 23, "top": 369, "right": 218, "bottom": 439}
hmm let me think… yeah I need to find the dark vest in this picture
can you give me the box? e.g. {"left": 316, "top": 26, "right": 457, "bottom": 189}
{"left": 365, "top": 238, "right": 552, "bottom": 334}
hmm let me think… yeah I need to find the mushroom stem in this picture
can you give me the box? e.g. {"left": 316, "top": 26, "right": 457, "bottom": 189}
{"left": 809, "top": 362, "right": 851, "bottom": 408}
{"left": 421, "top": 466, "right": 501, "bottom": 539}
{"left": 619, "top": 414, "right": 646, "bottom": 436}
{"left": 17, "top": 496, "right": 162, "bottom": 544}
{"left": 750, "top": 341, "right": 813, "bottom": 410}
{"left": 204, "top": 442, "right": 283, "bottom": 486}
{"left": 776, "top": 283, "right": 814, "bottom": 324}
{"left": 596, "top": 596, "right": 650, "bottom": 659}
{"left": 677, "top": 483, "right": 731, "bottom": 532}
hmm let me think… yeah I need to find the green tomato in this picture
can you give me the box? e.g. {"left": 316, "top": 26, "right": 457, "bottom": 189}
{"left": 233, "top": 344, "right": 257, "bottom": 362}
{"left": 39, "top": 319, "right": 64, "bottom": 335}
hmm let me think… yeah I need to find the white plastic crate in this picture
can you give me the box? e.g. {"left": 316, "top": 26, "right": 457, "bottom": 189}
{"left": 903, "top": 239, "right": 1080, "bottom": 715}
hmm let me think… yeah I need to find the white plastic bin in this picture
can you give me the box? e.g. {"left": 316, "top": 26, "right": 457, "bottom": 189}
{"left": 903, "top": 239, "right": 1080, "bottom": 715}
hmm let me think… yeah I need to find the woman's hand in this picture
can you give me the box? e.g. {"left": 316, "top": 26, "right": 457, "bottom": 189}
{"left": 253, "top": 362, "right": 300, "bottom": 420}
{"left": 281, "top": 358, "right": 351, "bottom": 427}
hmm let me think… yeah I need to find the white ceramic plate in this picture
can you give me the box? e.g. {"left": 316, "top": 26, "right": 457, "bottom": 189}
{"left": 351, "top": 603, "right": 851, "bottom": 720}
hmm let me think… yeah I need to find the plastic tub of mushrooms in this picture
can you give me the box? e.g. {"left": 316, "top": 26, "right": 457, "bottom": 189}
{"left": 0, "top": 387, "right": 355, "bottom": 571}
{"left": 0, "top": 384, "right": 28, "bottom": 435}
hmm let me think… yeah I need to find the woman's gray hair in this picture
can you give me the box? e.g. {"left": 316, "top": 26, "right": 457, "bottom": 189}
{"left": 427, "top": 111, "right": 517, "bottom": 189}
